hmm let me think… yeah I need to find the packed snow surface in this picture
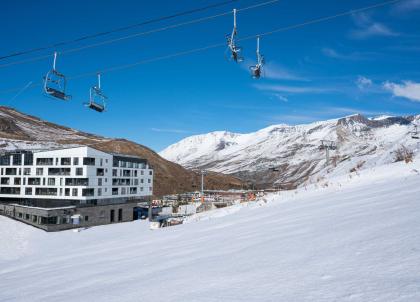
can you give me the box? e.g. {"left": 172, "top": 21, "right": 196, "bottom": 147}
{"left": 1, "top": 159, "right": 420, "bottom": 301}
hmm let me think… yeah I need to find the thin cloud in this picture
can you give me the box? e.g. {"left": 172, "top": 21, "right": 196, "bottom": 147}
{"left": 150, "top": 128, "right": 191, "bottom": 134}
{"left": 383, "top": 81, "right": 420, "bottom": 102}
{"left": 392, "top": 0, "right": 420, "bottom": 13}
{"left": 356, "top": 76, "right": 373, "bottom": 90}
{"left": 350, "top": 12, "right": 399, "bottom": 39}
{"left": 254, "top": 83, "right": 335, "bottom": 94}
{"left": 321, "top": 47, "right": 374, "bottom": 60}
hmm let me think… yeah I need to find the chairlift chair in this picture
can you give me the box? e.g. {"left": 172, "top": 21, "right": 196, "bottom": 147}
{"left": 249, "top": 36, "right": 264, "bottom": 79}
{"left": 85, "top": 73, "right": 107, "bottom": 113}
{"left": 226, "top": 9, "right": 243, "bottom": 63}
{"left": 43, "top": 52, "right": 71, "bottom": 101}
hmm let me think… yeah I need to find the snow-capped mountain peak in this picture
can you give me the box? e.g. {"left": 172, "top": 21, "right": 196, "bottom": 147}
{"left": 160, "top": 114, "right": 420, "bottom": 188}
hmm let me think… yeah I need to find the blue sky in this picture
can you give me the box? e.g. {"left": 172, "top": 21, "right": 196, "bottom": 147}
{"left": 1, "top": 0, "right": 420, "bottom": 151}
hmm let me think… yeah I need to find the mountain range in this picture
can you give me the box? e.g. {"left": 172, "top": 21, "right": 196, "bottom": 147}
{"left": 160, "top": 114, "right": 420, "bottom": 189}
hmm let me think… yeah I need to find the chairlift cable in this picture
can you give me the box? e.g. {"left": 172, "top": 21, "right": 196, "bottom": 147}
{"left": 0, "top": 0, "right": 240, "bottom": 61}
{"left": 0, "top": 0, "right": 401, "bottom": 95}
{"left": 0, "top": 0, "right": 279, "bottom": 69}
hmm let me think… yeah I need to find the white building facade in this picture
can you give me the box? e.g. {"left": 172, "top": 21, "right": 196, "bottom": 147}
{"left": 0, "top": 146, "right": 153, "bottom": 206}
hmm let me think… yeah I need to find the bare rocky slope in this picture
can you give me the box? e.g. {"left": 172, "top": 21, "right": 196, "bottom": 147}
{"left": 160, "top": 113, "right": 420, "bottom": 189}
{"left": 0, "top": 106, "right": 244, "bottom": 197}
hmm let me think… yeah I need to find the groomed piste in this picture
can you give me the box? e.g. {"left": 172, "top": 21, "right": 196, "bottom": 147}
{"left": 1, "top": 157, "right": 420, "bottom": 302}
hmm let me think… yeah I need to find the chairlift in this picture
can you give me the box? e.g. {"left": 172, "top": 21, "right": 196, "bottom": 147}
{"left": 43, "top": 52, "right": 71, "bottom": 101}
{"left": 85, "top": 73, "right": 107, "bottom": 113}
{"left": 249, "top": 36, "right": 264, "bottom": 79}
{"left": 226, "top": 9, "right": 243, "bottom": 63}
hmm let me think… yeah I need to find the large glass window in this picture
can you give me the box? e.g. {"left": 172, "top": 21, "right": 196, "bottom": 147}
{"left": 47, "top": 178, "right": 55, "bottom": 186}
{"left": 25, "top": 187, "right": 32, "bottom": 195}
{"left": 61, "top": 158, "right": 71, "bottom": 165}
{"left": 12, "top": 154, "right": 22, "bottom": 165}
{"left": 5, "top": 168, "right": 17, "bottom": 175}
{"left": 36, "top": 168, "right": 43, "bottom": 175}
{"left": 36, "top": 158, "right": 53, "bottom": 165}
{"left": 0, "top": 187, "right": 20, "bottom": 195}
{"left": 73, "top": 157, "right": 79, "bottom": 165}
{"left": 24, "top": 153, "right": 33, "bottom": 165}
{"left": 0, "top": 155, "right": 10, "bottom": 166}
{"left": 23, "top": 168, "right": 31, "bottom": 175}
{"left": 65, "top": 178, "right": 89, "bottom": 186}
{"left": 28, "top": 178, "right": 41, "bottom": 185}
{"left": 48, "top": 168, "right": 71, "bottom": 176}
{"left": 1, "top": 177, "right": 10, "bottom": 185}
{"left": 35, "top": 188, "right": 57, "bottom": 196}
{"left": 83, "top": 157, "right": 95, "bottom": 166}
{"left": 82, "top": 188, "right": 94, "bottom": 196}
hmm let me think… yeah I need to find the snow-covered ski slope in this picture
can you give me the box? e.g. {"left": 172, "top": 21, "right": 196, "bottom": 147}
{"left": 1, "top": 158, "right": 420, "bottom": 302}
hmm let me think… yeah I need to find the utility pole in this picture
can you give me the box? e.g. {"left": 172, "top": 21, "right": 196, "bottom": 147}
{"left": 200, "top": 170, "right": 206, "bottom": 203}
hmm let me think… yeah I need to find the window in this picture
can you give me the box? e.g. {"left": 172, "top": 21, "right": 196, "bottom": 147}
{"left": 85, "top": 216, "right": 89, "bottom": 222}
{"left": 121, "top": 188, "right": 126, "bottom": 195}
{"left": 141, "top": 171, "right": 144, "bottom": 175}
{"left": 72, "top": 188, "right": 78, "bottom": 196}
{"left": 65, "top": 188, "right": 70, "bottom": 196}
{"left": 100, "top": 158, "right": 103, "bottom": 166}
{"left": 43, "top": 178, "right": 46, "bottom": 186}
{"left": 82, "top": 188, "right": 94, "bottom": 196}
{"left": 140, "top": 179, "right": 144, "bottom": 184}
{"left": 148, "top": 179, "right": 151, "bottom": 184}
{"left": 24, "top": 153, "right": 34, "bottom": 165}
{"left": 149, "top": 170, "right": 153, "bottom": 175}
{"left": 110, "top": 210, "right": 115, "bottom": 222}
{"left": 0, "top": 187, "right": 20, "bottom": 195}
{"left": 76, "top": 167, "right": 83, "bottom": 176}
{"left": 134, "top": 170, "right": 138, "bottom": 177}
{"left": 134, "top": 179, "right": 139, "bottom": 186}
{"left": 28, "top": 178, "right": 40, "bottom": 185}
{"left": 48, "top": 168, "right": 70, "bottom": 176}
{"left": 118, "top": 209, "right": 123, "bottom": 222}
{"left": 61, "top": 158, "right": 71, "bottom": 165}
{"left": 98, "top": 188, "right": 102, "bottom": 196}
{"left": 12, "top": 154, "right": 22, "bottom": 165}
{"left": 97, "top": 168, "right": 104, "bottom": 176}
{"left": 130, "top": 187, "right": 137, "bottom": 194}
{"left": 5, "top": 168, "right": 17, "bottom": 175}
{"left": 65, "top": 178, "right": 88, "bottom": 186}
{"left": 14, "top": 178, "right": 21, "bottom": 185}
{"left": 35, "top": 188, "right": 57, "bottom": 196}
{"left": 23, "top": 168, "right": 31, "bottom": 175}
{"left": 25, "top": 187, "right": 32, "bottom": 195}
{"left": 98, "top": 178, "right": 102, "bottom": 186}
{"left": 36, "top": 158, "right": 53, "bottom": 165}
{"left": 120, "top": 161, "right": 126, "bottom": 168}
{"left": 55, "top": 158, "right": 59, "bottom": 165}
{"left": 73, "top": 157, "right": 79, "bottom": 165}
{"left": 36, "top": 168, "right": 43, "bottom": 176}
{"left": 83, "top": 157, "right": 95, "bottom": 166}
{"left": 112, "top": 188, "right": 118, "bottom": 195}
{"left": 0, "top": 155, "right": 10, "bottom": 166}
{"left": 47, "top": 178, "right": 55, "bottom": 186}
{"left": 60, "top": 188, "right": 63, "bottom": 196}
{"left": 112, "top": 169, "right": 117, "bottom": 177}
{"left": 1, "top": 177, "right": 10, "bottom": 185}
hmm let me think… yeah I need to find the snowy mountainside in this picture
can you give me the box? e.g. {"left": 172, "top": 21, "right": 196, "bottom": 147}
{"left": 1, "top": 157, "right": 419, "bottom": 301}
{"left": 160, "top": 114, "right": 420, "bottom": 188}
